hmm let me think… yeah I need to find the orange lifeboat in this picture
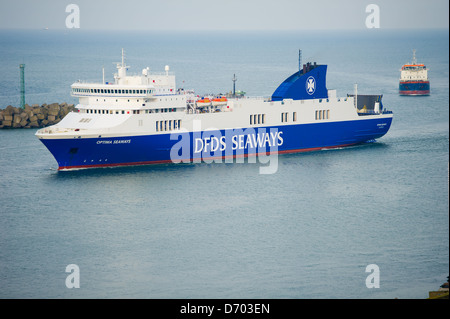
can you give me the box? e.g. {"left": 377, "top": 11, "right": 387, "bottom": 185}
{"left": 212, "top": 96, "right": 228, "bottom": 106}
{"left": 196, "top": 97, "right": 211, "bottom": 107}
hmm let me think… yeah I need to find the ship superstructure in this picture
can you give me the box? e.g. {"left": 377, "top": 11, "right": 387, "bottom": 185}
{"left": 36, "top": 50, "right": 393, "bottom": 170}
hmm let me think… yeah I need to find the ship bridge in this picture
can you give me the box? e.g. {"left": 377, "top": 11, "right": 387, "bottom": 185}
{"left": 71, "top": 83, "right": 155, "bottom": 98}
{"left": 71, "top": 48, "right": 176, "bottom": 99}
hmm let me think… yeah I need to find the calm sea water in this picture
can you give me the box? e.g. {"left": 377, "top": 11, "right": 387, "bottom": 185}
{"left": 0, "top": 29, "right": 448, "bottom": 299}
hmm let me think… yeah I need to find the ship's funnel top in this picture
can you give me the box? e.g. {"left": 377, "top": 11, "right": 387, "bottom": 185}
{"left": 271, "top": 62, "right": 328, "bottom": 101}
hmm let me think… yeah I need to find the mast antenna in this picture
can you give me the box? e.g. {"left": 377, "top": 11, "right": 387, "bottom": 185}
{"left": 299, "top": 49, "right": 302, "bottom": 72}
{"left": 115, "top": 48, "right": 129, "bottom": 84}
{"left": 232, "top": 74, "right": 237, "bottom": 97}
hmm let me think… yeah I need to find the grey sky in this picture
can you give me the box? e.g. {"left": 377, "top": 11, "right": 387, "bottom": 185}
{"left": 0, "top": 0, "right": 448, "bottom": 30}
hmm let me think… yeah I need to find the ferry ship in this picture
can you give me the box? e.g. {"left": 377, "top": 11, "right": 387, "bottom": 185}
{"left": 36, "top": 50, "right": 393, "bottom": 170}
{"left": 399, "top": 49, "right": 430, "bottom": 95}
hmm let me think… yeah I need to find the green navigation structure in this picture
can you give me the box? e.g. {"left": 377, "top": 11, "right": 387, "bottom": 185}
{"left": 19, "top": 64, "right": 25, "bottom": 108}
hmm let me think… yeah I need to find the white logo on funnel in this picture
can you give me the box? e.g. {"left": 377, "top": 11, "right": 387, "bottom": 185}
{"left": 306, "top": 76, "right": 316, "bottom": 95}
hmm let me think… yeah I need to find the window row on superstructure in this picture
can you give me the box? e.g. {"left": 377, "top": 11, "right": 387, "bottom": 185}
{"left": 156, "top": 120, "right": 182, "bottom": 132}
{"left": 281, "top": 112, "right": 297, "bottom": 123}
{"left": 249, "top": 114, "right": 265, "bottom": 125}
{"left": 248, "top": 112, "right": 300, "bottom": 125}
{"left": 315, "top": 110, "right": 330, "bottom": 120}
{"left": 92, "top": 96, "right": 183, "bottom": 104}
{"left": 79, "top": 107, "right": 180, "bottom": 115}
{"left": 73, "top": 88, "right": 153, "bottom": 95}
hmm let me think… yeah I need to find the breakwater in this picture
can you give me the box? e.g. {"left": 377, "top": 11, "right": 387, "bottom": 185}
{"left": 0, "top": 103, "right": 74, "bottom": 129}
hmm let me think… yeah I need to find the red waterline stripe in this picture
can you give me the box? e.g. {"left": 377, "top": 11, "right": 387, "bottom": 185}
{"left": 58, "top": 143, "right": 356, "bottom": 170}
{"left": 399, "top": 90, "right": 430, "bottom": 95}
{"left": 399, "top": 81, "right": 429, "bottom": 84}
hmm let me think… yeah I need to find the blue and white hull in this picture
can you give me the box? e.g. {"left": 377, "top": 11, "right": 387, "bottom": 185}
{"left": 39, "top": 117, "right": 392, "bottom": 170}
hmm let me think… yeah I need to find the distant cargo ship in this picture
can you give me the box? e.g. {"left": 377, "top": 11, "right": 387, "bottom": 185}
{"left": 399, "top": 49, "right": 430, "bottom": 95}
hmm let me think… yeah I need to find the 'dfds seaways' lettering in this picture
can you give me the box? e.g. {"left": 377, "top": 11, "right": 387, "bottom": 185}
{"left": 194, "top": 131, "right": 283, "bottom": 153}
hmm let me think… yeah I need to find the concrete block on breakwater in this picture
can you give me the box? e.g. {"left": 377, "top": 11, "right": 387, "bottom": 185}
{"left": 0, "top": 103, "right": 74, "bottom": 129}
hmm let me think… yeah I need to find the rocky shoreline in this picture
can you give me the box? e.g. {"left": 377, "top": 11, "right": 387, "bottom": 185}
{"left": 0, "top": 103, "right": 74, "bottom": 129}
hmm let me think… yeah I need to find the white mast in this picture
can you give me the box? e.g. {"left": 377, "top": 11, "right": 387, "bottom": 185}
{"left": 114, "top": 48, "right": 128, "bottom": 85}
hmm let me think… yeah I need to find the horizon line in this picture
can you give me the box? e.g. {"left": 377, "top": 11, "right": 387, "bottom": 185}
{"left": 0, "top": 26, "right": 449, "bottom": 32}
